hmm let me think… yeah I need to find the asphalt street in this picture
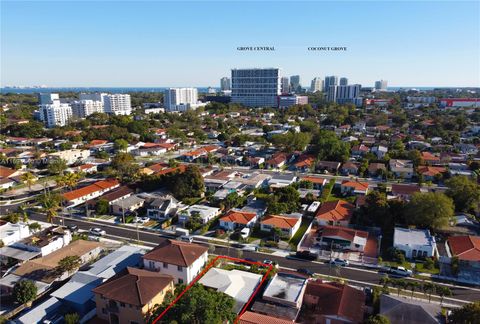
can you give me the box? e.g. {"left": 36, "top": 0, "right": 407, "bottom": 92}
{"left": 28, "top": 212, "right": 480, "bottom": 305}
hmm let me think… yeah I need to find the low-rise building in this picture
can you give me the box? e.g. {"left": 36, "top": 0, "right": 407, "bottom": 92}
{"left": 48, "top": 149, "right": 91, "bottom": 165}
{"left": 260, "top": 214, "right": 302, "bottom": 238}
{"left": 268, "top": 173, "right": 297, "bottom": 188}
{"left": 143, "top": 240, "right": 208, "bottom": 284}
{"left": 219, "top": 210, "right": 258, "bottom": 231}
{"left": 340, "top": 180, "right": 369, "bottom": 196}
{"left": 111, "top": 195, "right": 145, "bottom": 216}
{"left": 146, "top": 195, "right": 179, "bottom": 220}
{"left": 178, "top": 204, "right": 221, "bottom": 225}
{"left": 12, "top": 226, "right": 72, "bottom": 257}
{"left": 0, "top": 220, "right": 30, "bottom": 246}
{"left": 63, "top": 179, "right": 120, "bottom": 207}
{"left": 93, "top": 267, "right": 174, "bottom": 324}
{"left": 389, "top": 159, "right": 414, "bottom": 179}
{"left": 315, "top": 200, "right": 354, "bottom": 227}
{"left": 393, "top": 227, "right": 438, "bottom": 259}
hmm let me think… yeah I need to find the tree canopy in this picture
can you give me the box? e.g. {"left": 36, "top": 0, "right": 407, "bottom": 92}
{"left": 405, "top": 192, "right": 454, "bottom": 229}
{"left": 445, "top": 176, "right": 480, "bottom": 213}
{"left": 13, "top": 280, "right": 37, "bottom": 305}
{"left": 313, "top": 130, "right": 350, "bottom": 162}
{"left": 449, "top": 301, "right": 480, "bottom": 324}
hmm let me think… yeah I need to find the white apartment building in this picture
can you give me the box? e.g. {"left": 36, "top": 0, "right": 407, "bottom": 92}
{"left": 71, "top": 100, "right": 104, "bottom": 118}
{"left": 39, "top": 101, "right": 73, "bottom": 128}
{"left": 310, "top": 77, "right": 324, "bottom": 93}
{"left": 38, "top": 93, "right": 59, "bottom": 105}
{"left": 164, "top": 88, "right": 199, "bottom": 112}
{"left": 231, "top": 68, "right": 281, "bottom": 107}
{"left": 104, "top": 94, "right": 132, "bottom": 115}
{"left": 79, "top": 92, "right": 108, "bottom": 104}
{"left": 336, "top": 84, "right": 362, "bottom": 106}
{"left": 220, "top": 77, "right": 231, "bottom": 91}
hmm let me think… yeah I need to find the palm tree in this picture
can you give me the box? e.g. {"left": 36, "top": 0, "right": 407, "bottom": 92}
{"left": 408, "top": 281, "right": 420, "bottom": 299}
{"left": 17, "top": 204, "right": 29, "bottom": 223}
{"left": 21, "top": 172, "right": 36, "bottom": 192}
{"left": 422, "top": 282, "right": 435, "bottom": 303}
{"left": 38, "top": 192, "right": 62, "bottom": 224}
{"left": 435, "top": 285, "right": 452, "bottom": 305}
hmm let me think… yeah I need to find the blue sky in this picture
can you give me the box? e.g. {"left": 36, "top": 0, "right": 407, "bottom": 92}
{"left": 1, "top": 1, "right": 479, "bottom": 87}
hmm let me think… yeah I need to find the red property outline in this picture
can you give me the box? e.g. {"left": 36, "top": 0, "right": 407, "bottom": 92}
{"left": 152, "top": 255, "right": 273, "bottom": 324}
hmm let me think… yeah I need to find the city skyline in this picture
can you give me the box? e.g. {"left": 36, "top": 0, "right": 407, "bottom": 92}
{"left": 1, "top": 1, "right": 479, "bottom": 87}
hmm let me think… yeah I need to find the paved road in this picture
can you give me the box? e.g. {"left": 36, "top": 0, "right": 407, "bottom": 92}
{"left": 28, "top": 213, "right": 479, "bottom": 304}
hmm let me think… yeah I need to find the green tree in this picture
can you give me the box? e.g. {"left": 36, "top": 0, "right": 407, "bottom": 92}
{"left": 270, "top": 131, "right": 312, "bottom": 153}
{"left": 148, "top": 283, "right": 236, "bottom": 324}
{"left": 109, "top": 152, "right": 140, "bottom": 183}
{"left": 95, "top": 199, "right": 110, "bottom": 215}
{"left": 435, "top": 285, "right": 452, "bottom": 305}
{"left": 47, "top": 159, "right": 68, "bottom": 175}
{"left": 313, "top": 130, "right": 350, "bottom": 162}
{"left": 405, "top": 192, "right": 454, "bottom": 230}
{"left": 445, "top": 176, "right": 480, "bottom": 213}
{"left": 168, "top": 165, "right": 205, "bottom": 200}
{"left": 64, "top": 313, "right": 80, "bottom": 324}
{"left": 28, "top": 222, "right": 42, "bottom": 233}
{"left": 38, "top": 192, "right": 63, "bottom": 224}
{"left": 422, "top": 282, "right": 435, "bottom": 302}
{"left": 57, "top": 255, "right": 82, "bottom": 274}
{"left": 20, "top": 172, "right": 36, "bottom": 192}
{"left": 13, "top": 280, "right": 37, "bottom": 305}
{"left": 449, "top": 301, "right": 480, "bottom": 324}
{"left": 364, "top": 314, "right": 390, "bottom": 324}
{"left": 114, "top": 138, "right": 129, "bottom": 152}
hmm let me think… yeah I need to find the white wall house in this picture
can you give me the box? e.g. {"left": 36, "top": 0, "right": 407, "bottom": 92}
{"left": 0, "top": 222, "right": 31, "bottom": 246}
{"left": 178, "top": 205, "right": 220, "bottom": 225}
{"left": 393, "top": 227, "right": 438, "bottom": 259}
{"left": 143, "top": 240, "right": 208, "bottom": 284}
{"left": 63, "top": 179, "right": 120, "bottom": 207}
{"left": 12, "top": 227, "right": 72, "bottom": 257}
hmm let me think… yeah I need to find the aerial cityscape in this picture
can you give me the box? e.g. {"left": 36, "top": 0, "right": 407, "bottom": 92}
{"left": 1, "top": 1, "right": 479, "bottom": 324}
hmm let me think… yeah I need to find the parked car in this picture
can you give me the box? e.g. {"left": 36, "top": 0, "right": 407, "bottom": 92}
{"left": 242, "top": 245, "right": 257, "bottom": 252}
{"left": 179, "top": 235, "right": 193, "bottom": 243}
{"left": 329, "top": 258, "right": 349, "bottom": 267}
{"left": 289, "top": 251, "right": 317, "bottom": 261}
{"left": 388, "top": 266, "right": 412, "bottom": 277}
{"left": 262, "top": 259, "right": 274, "bottom": 266}
{"left": 297, "top": 268, "right": 314, "bottom": 276}
{"left": 244, "top": 258, "right": 257, "bottom": 263}
{"left": 89, "top": 228, "right": 106, "bottom": 236}
{"left": 67, "top": 224, "right": 78, "bottom": 232}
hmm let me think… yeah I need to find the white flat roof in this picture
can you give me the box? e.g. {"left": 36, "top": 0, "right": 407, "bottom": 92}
{"left": 263, "top": 273, "right": 307, "bottom": 305}
{"left": 394, "top": 227, "right": 435, "bottom": 247}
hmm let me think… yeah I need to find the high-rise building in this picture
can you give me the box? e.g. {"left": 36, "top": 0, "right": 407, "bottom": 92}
{"left": 164, "top": 88, "right": 199, "bottom": 112}
{"left": 336, "top": 84, "right": 362, "bottom": 106}
{"left": 71, "top": 100, "right": 104, "bottom": 118}
{"left": 220, "top": 77, "right": 231, "bottom": 91}
{"left": 290, "top": 75, "right": 301, "bottom": 93}
{"left": 104, "top": 94, "right": 132, "bottom": 115}
{"left": 375, "top": 80, "right": 388, "bottom": 91}
{"left": 281, "top": 77, "right": 290, "bottom": 94}
{"left": 39, "top": 102, "right": 72, "bottom": 128}
{"left": 340, "top": 77, "right": 348, "bottom": 86}
{"left": 326, "top": 85, "right": 338, "bottom": 103}
{"left": 231, "top": 68, "right": 281, "bottom": 107}
{"left": 79, "top": 93, "right": 108, "bottom": 105}
{"left": 324, "top": 76, "right": 338, "bottom": 90}
{"left": 38, "top": 93, "right": 59, "bottom": 105}
{"left": 310, "top": 77, "right": 324, "bottom": 93}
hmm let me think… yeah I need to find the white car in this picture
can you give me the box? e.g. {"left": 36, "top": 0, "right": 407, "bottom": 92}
{"left": 134, "top": 216, "right": 150, "bottom": 224}
{"left": 329, "top": 258, "right": 349, "bottom": 267}
{"left": 89, "top": 228, "right": 106, "bottom": 236}
{"left": 389, "top": 266, "right": 413, "bottom": 277}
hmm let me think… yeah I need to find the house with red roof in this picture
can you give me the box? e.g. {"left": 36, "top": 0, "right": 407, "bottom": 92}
{"left": 421, "top": 151, "right": 441, "bottom": 165}
{"left": 417, "top": 166, "right": 447, "bottom": 181}
{"left": 265, "top": 152, "right": 288, "bottom": 169}
{"left": 292, "top": 154, "right": 316, "bottom": 172}
{"left": 390, "top": 184, "right": 424, "bottom": 201}
{"left": 301, "top": 280, "right": 365, "bottom": 324}
{"left": 446, "top": 235, "right": 480, "bottom": 281}
{"left": 300, "top": 176, "right": 328, "bottom": 190}
{"left": 315, "top": 200, "right": 354, "bottom": 226}
{"left": 340, "top": 180, "right": 369, "bottom": 196}
{"left": 260, "top": 215, "right": 302, "bottom": 238}
{"left": 238, "top": 311, "right": 293, "bottom": 324}
{"left": 219, "top": 210, "right": 258, "bottom": 231}
{"left": 63, "top": 179, "right": 120, "bottom": 207}
{"left": 313, "top": 225, "right": 369, "bottom": 252}
{"left": 143, "top": 239, "right": 208, "bottom": 284}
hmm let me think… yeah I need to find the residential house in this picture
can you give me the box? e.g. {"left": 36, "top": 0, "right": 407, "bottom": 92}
{"left": 146, "top": 195, "right": 179, "bottom": 220}
{"left": 291, "top": 154, "right": 316, "bottom": 172}
{"left": 351, "top": 144, "right": 370, "bottom": 157}
{"left": 93, "top": 267, "right": 174, "bottom": 324}
{"left": 134, "top": 142, "right": 167, "bottom": 156}
{"left": 143, "top": 239, "right": 208, "bottom": 284}
{"left": 63, "top": 179, "right": 120, "bottom": 207}
{"left": 238, "top": 311, "right": 293, "bottom": 324}
{"left": 315, "top": 200, "right": 354, "bottom": 227}
{"left": 417, "top": 166, "right": 446, "bottom": 181}
{"left": 421, "top": 152, "right": 441, "bottom": 165}
{"left": 340, "top": 162, "right": 359, "bottom": 175}
{"left": 199, "top": 268, "right": 263, "bottom": 313}
{"left": 393, "top": 227, "right": 438, "bottom": 259}
{"left": 390, "top": 184, "right": 423, "bottom": 201}
{"left": 0, "top": 220, "right": 30, "bottom": 246}
{"left": 389, "top": 159, "right": 414, "bottom": 179}
{"left": 445, "top": 235, "right": 480, "bottom": 283}
{"left": 312, "top": 225, "right": 368, "bottom": 252}
{"left": 268, "top": 173, "right": 297, "bottom": 188}
{"left": 48, "top": 149, "right": 91, "bottom": 165}
{"left": 111, "top": 195, "right": 145, "bottom": 216}
{"left": 301, "top": 176, "right": 328, "bottom": 190}
{"left": 380, "top": 294, "right": 442, "bottom": 324}
{"left": 178, "top": 204, "right": 221, "bottom": 225}
{"left": 371, "top": 145, "right": 388, "bottom": 159}
{"left": 340, "top": 180, "right": 369, "bottom": 196}
{"left": 86, "top": 186, "right": 134, "bottom": 211}
{"left": 301, "top": 280, "right": 366, "bottom": 324}
{"left": 316, "top": 161, "right": 341, "bottom": 173}
{"left": 12, "top": 226, "right": 72, "bottom": 257}
{"left": 219, "top": 210, "right": 258, "bottom": 231}
{"left": 266, "top": 152, "right": 288, "bottom": 169}
{"left": 368, "top": 162, "right": 386, "bottom": 178}
{"left": 260, "top": 214, "right": 302, "bottom": 238}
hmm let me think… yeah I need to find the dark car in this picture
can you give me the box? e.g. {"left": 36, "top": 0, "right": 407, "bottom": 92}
{"left": 244, "top": 258, "right": 257, "bottom": 264}
{"left": 294, "top": 251, "right": 317, "bottom": 261}
{"left": 297, "top": 268, "right": 314, "bottom": 276}
{"left": 67, "top": 224, "right": 78, "bottom": 232}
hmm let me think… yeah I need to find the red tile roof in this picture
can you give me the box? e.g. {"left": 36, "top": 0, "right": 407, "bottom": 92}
{"left": 301, "top": 176, "right": 328, "bottom": 185}
{"left": 417, "top": 166, "right": 446, "bottom": 176}
{"left": 0, "top": 166, "right": 17, "bottom": 178}
{"left": 261, "top": 215, "right": 300, "bottom": 229}
{"left": 63, "top": 179, "right": 119, "bottom": 201}
{"left": 447, "top": 236, "right": 480, "bottom": 261}
{"left": 303, "top": 280, "right": 365, "bottom": 323}
{"left": 341, "top": 180, "right": 369, "bottom": 191}
{"left": 92, "top": 267, "right": 173, "bottom": 306}
{"left": 421, "top": 151, "right": 440, "bottom": 162}
{"left": 315, "top": 200, "right": 354, "bottom": 223}
{"left": 238, "top": 311, "right": 293, "bottom": 324}
{"left": 220, "top": 210, "right": 257, "bottom": 225}
{"left": 143, "top": 239, "right": 208, "bottom": 267}
{"left": 319, "top": 225, "right": 368, "bottom": 242}
{"left": 294, "top": 154, "right": 316, "bottom": 168}
{"left": 391, "top": 184, "right": 421, "bottom": 195}
{"left": 89, "top": 139, "right": 108, "bottom": 146}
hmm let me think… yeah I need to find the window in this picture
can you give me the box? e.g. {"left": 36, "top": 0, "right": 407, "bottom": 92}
{"left": 177, "top": 266, "right": 183, "bottom": 272}
{"left": 412, "top": 250, "right": 417, "bottom": 258}
{"left": 178, "top": 279, "right": 184, "bottom": 284}
{"left": 163, "top": 262, "right": 168, "bottom": 268}
{"left": 120, "top": 302, "right": 125, "bottom": 307}
{"left": 149, "top": 261, "right": 155, "bottom": 269}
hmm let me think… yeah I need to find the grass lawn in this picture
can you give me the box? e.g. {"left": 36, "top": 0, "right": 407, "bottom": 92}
{"left": 414, "top": 263, "right": 440, "bottom": 275}
{"left": 380, "top": 260, "right": 414, "bottom": 270}
{"left": 289, "top": 218, "right": 311, "bottom": 247}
